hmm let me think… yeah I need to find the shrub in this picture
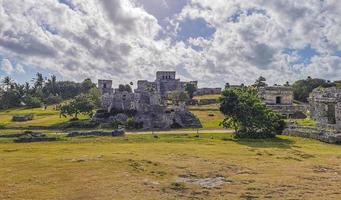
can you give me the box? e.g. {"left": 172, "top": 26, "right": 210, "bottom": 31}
{"left": 24, "top": 96, "right": 42, "bottom": 108}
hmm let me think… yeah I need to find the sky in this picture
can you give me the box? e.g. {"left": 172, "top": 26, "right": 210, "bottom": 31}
{"left": 0, "top": 0, "right": 341, "bottom": 87}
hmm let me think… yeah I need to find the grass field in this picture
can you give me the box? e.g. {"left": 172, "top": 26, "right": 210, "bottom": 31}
{"left": 189, "top": 104, "right": 224, "bottom": 129}
{"left": 193, "top": 94, "right": 221, "bottom": 100}
{"left": 0, "top": 106, "right": 89, "bottom": 129}
{"left": 0, "top": 133, "right": 340, "bottom": 200}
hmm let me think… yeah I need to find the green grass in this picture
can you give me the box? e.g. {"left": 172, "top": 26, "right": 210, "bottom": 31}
{"left": 189, "top": 104, "right": 224, "bottom": 129}
{"left": 0, "top": 106, "right": 89, "bottom": 129}
{"left": 0, "top": 133, "right": 340, "bottom": 199}
{"left": 296, "top": 118, "right": 317, "bottom": 127}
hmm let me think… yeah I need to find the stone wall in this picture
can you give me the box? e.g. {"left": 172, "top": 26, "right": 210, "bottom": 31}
{"left": 259, "top": 86, "right": 293, "bottom": 105}
{"left": 194, "top": 88, "right": 222, "bottom": 96}
{"left": 283, "top": 125, "right": 341, "bottom": 144}
{"left": 309, "top": 87, "right": 341, "bottom": 132}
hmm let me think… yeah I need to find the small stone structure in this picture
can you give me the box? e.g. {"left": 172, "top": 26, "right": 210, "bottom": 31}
{"left": 95, "top": 71, "right": 202, "bottom": 130}
{"left": 309, "top": 87, "right": 341, "bottom": 132}
{"left": 258, "top": 86, "right": 306, "bottom": 118}
{"left": 12, "top": 114, "right": 34, "bottom": 122}
{"left": 259, "top": 86, "right": 293, "bottom": 105}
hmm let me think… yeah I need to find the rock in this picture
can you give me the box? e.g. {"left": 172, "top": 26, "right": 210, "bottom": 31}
{"left": 66, "top": 129, "right": 125, "bottom": 137}
{"left": 13, "top": 133, "right": 57, "bottom": 143}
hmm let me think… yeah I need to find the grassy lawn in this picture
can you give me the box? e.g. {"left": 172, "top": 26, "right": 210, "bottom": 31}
{"left": 296, "top": 118, "right": 317, "bottom": 127}
{"left": 0, "top": 106, "right": 89, "bottom": 129}
{"left": 0, "top": 133, "right": 340, "bottom": 200}
{"left": 189, "top": 104, "right": 224, "bottom": 129}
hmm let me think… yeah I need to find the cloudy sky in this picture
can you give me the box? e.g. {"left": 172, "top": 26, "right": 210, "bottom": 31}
{"left": 0, "top": 0, "right": 341, "bottom": 87}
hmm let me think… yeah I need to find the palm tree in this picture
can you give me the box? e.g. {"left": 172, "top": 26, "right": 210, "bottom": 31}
{"left": 2, "top": 76, "right": 13, "bottom": 90}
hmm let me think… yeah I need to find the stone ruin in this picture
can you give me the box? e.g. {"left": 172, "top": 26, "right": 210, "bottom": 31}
{"left": 93, "top": 71, "right": 202, "bottom": 130}
{"left": 258, "top": 86, "right": 307, "bottom": 118}
{"left": 283, "top": 87, "right": 341, "bottom": 143}
{"left": 194, "top": 88, "right": 222, "bottom": 96}
{"left": 309, "top": 87, "right": 341, "bottom": 132}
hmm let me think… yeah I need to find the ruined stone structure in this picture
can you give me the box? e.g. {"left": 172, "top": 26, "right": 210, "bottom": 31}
{"left": 259, "top": 86, "right": 294, "bottom": 105}
{"left": 309, "top": 87, "right": 341, "bottom": 132}
{"left": 258, "top": 86, "right": 306, "bottom": 118}
{"left": 136, "top": 71, "right": 198, "bottom": 98}
{"left": 95, "top": 72, "right": 202, "bottom": 130}
{"left": 98, "top": 80, "right": 113, "bottom": 94}
{"left": 194, "top": 88, "right": 222, "bottom": 96}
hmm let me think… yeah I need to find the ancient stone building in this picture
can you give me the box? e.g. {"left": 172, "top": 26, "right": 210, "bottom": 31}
{"left": 258, "top": 86, "right": 293, "bottom": 105}
{"left": 136, "top": 71, "right": 198, "bottom": 98}
{"left": 309, "top": 87, "right": 341, "bottom": 132}
{"left": 98, "top": 80, "right": 113, "bottom": 94}
{"left": 258, "top": 86, "right": 306, "bottom": 118}
{"left": 95, "top": 73, "right": 202, "bottom": 130}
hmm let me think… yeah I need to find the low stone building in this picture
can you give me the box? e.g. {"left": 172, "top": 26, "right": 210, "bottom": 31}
{"left": 258, "top": 86, "right": 293, "bottom": 105}
{"left": 258, "top": 86, "right": 306, "bottom": 118}
{"left": 309, "top": 87, "right": 341, "bottom": 132}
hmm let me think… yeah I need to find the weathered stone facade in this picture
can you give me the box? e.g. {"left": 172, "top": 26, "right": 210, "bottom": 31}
{"left": 98, "top": 80, "right": 113, "bottom": 94}
{"left": 259, "top": 86, "right": 306, "bottom": 118}
{"left": 258, "top": 86, "right": 293, "bottom": 105}
{"left": 95, "top": 72, "right": 202, "bottom": 130}
{"left": 309, "top": 87, "right": 341, "bottom": 132}
{"left": 194, "top": 88, "right": 222, "bottom": 96}
{"left": 136, "top": 71, "right": 198, "bottom": 98}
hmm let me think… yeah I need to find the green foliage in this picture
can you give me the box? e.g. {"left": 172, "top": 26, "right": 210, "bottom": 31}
{"left": 185, "top": 83, "right": 197, "bottom": 99}
{"left": 292, "top": 77, "right": 336, "bottom": 102}
{"left": 60, "top": 94, "right": 95, "bottom": 119}
{"left": 296, "top": 118, "right": 316, "bottom": 127}
{"left": 252, "top": 76, "right": 267, "bottom": 87}
{"left": 87, "top": 87, "right": 101, "bottom": 108}
{"left": 118, "top": 84, "right": 132, "bottom": 93}
{"left": 23, "top": 96, "right": 42, "bottom": 108}
{"left": 44, "top": 95, "right": 63, "bottom": 105}
{"left": 168, "top": 91, "right": 190, "bottom": 105}
{"left": 0, "top": 74, "right": 97, "bottom": 110}
{"left": 219, "top": 87, "right": 284, "bottom": 138}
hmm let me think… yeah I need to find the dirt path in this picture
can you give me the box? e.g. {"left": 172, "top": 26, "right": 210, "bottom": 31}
{"left": 126, "top": 129, "right": 233, "bottom": 135}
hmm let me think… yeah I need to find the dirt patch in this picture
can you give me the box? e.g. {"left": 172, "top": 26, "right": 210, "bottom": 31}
{"left": 70, "top": 155, "right": 104, "bottom": 162}
{"left": 176, "top": 176, "right": 232, "bottom": 189}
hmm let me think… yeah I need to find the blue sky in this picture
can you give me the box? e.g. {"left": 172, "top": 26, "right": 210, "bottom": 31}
{"left": 0, "top": 0, "right": 341, "bottom": 87}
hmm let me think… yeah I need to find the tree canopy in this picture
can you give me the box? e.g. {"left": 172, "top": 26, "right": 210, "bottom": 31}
{"left": 220, "top": 87, "right": 284, "bottom": 138}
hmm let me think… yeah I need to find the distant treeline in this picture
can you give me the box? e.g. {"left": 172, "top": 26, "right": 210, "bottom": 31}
{"left": 0, "top": 73, "right": 99, "bottom": 109}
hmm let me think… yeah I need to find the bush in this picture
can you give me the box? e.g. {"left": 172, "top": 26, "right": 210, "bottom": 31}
{"left": 24, "top": 96, "right": 42, "bottom": 108}
{"left": 45, "top": 95, "right": 63, "bottom": 105}
{"left": 220, "top": 87, "right": 285, "bottom": 139}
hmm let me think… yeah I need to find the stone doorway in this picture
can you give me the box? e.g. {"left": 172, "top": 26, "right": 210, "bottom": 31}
{"left": 327, "top": 104, "right": 336, "bottom": 124}
{"left": 276, "top": 96, "right": 282, "bottom": 104}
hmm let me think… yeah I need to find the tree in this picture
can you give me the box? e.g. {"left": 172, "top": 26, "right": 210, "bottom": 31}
{"left": 168, "top": 91, "right": 189, "bottom": 105}
{"left": 118, "top": 84, "right": 132, "bottom": 93}
{"left": 60, "top": 95, "right": 95, "bottom": 119}
{"left": 219, "top": 87, "right": 284, "bottom": 138}
{"left": 292, "top": 77, "right": 336, "bottom": 102}
{"left": 81, "top": 78, "right": 96, "bottom": 93}
{"left": 252, "top": 76, "right": 267, "bottom": 87}
{"left": 185, "top": 83, "right": 197, "bottom": 99}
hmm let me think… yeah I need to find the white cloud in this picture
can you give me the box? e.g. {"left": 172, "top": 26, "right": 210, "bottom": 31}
{"left": 0, "top": 59, "right": 14, "bottom": 74}
{"left": 0, "top": 0, "right": 340, "bottom": 87}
